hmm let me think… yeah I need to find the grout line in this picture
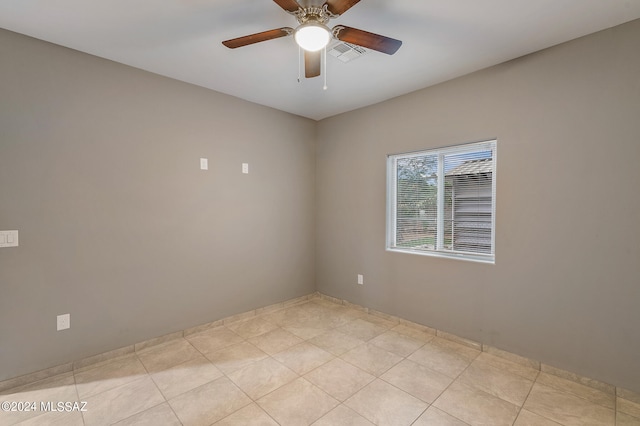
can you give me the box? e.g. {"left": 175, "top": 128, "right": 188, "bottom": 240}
{"left": 69, "top": 368, "right": 86, "bottom": 426}
{"left": 424, "top": 356, "right": 478, "bottom": 426}
{"left": 408, "top": 405, "right": 431, "bottom": 426}
{"left": 512, "top": 369, "right": 541, "bottom": 426}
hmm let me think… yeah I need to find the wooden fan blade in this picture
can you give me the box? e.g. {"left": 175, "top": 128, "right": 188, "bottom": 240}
{"left": 305, "top": 50, "right": 321, "bottom": 78}
{"left": 273, "top": 0, "right": 301, "bottom": 13}
{"left": 222, "top": 28, "right": 293, "bottom": 49}
{"left": 333, "top": 26, "right": 402, "bottom": 55}
{"left": 325, "top": 0, "right": 360, "bottom": 16}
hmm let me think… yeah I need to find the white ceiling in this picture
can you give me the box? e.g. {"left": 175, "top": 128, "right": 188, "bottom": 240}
{"left": 1, "top": 0, "right": 639, "bottom": 120}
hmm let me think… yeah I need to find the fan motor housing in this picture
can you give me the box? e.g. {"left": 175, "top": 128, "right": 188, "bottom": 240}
{"left": 292, "top": 5, "right": 335, "bottom": 25}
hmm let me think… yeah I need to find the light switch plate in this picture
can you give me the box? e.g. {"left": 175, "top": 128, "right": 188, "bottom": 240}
{"left": 200, "top": 158, "right": 208, "bottom": 170}
{"left": 0, "top": 230, "right": 18, "bottom": 248}
{"left": 242, "top": 163, "right": 249, "bottom": 174}
{"left": 57, "top": 314, "right": 70, "bottom": 331}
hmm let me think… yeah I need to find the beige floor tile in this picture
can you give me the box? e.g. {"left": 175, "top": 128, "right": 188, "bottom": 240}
{"left": 205, "top": 341, "right": 268, "bottom": 375}
{"left": 431, "top": 337, "right": 481, "bottom": 359}
{"left": 619, "top": 388, "right": 640, "bottom": 405}
{"left": 304, "top": 358, "right": 375, "bottom": 401}
{"left": 264, "top": 305, "right": 315, "bottom": 327}
{"left": 312, "top": 404, "right": 374, "bottom": 426}
{"left": 273, "top": 342, "right": 334, "bottom": 375}
{"left": 369, "top": 330, "right": 425, "bottom": 357}
{"left": 75, "top": 354, "right": 147, "bottom": 399}
{"left": 413, "top": 407, "right": 470, "bottom": 426}
{"left": 257, "top": 378, "right": 339, "bottom": 426}
{"left": 15, "top": 409, "right": 84, "bottom": 426}
{"left": 248, "top": 328, "right": 303, "bottom": 355}
{"left": 282, "top": 324, "right": 329, "bottom": 340}
{"left": 136, "top": 338, "right": 202, "bottom": 373}
{"left": 168, "top": 376, "right": 251, "bottom": 426}
{"left": 524, "top": 383, "right": 615, "bottom": 426}
{"left": 433, "top": 381, "right": 519, "bottom": 426}
{"left": 150, "top": 355, "right": 223, "bottom": 399}
{"left": 474, "top": 352, "right": 539, "bottom": 381}
{"left": 618, "top": 397, "right": 640, "bottom": 418}
{"left": 290, "top": 309, "right": 331, "bottom": 330}
{"left": 317, "top": 307, "right": 362, "bottom": 329}
{"left": 315, "top": 315, "right": 359, "bottom": 331}
{"left": 617, "top": 412, "right": 640, "bottom": 426}
{"left": 344, "top": 379, "right": 428, "bottom": 426}
{"left": 483, "top": 346, "right": 541, "bottom": 371}
{"left": 363, "top": 314, "right": 398, "bottom": 329}
{"left": 407, "top": 338, "right": 479, "bottom": 378}
{"left": 227, "top": 357, "right": 298, "bottom": 400}
{"left": 112, "top": 402, "right": 181, "bottom": 426}
{"left": 0, "top": 373, "right": 78, "bottom": 425}
{"left": 341, "top": 343, "right": 403, "bottom": 376}
{"left": 537, "top": 372, "right": 615, "bottom": 409}
{"left": 226, "top": 317, "right": 279, "bottom": 339}
{"left": 338, "top": 318, "right": 390, "bottom": 341}
{"left": 292, "top": 310, "right": 336, "bottom": 327}
{"left": 457, "top": 358, "right": 534, "bottom": 406}
{"left": 185, "top": 327, "right": 244, "bottom": 355}
{"left": 391, "top": 323, "right": 436, "bottom": 342}
{"left": 380, "top": 359, "right": 453, "bottom": 403}
{"left": 214, "top": 403, "right": 279, "bottom": 425}
{"left": 83, "top": 376, "right": 165, "bottom": 426}
{"left": 259, "top": 309, "right": 293, "bottom": 327}
{"left": 513, "top": 409, "right": 562, "bottom": 426}
{"left": 304, "top": 315, "right": 344, "bottom": 332}
{"left": 337, "top": 304, "right": 370, "bottom": 318}
{"left": 541, "top": 364, "right": 614, "bottom": 395}
{"left": 309, "top": 329, "right": 365, "bottom": 356}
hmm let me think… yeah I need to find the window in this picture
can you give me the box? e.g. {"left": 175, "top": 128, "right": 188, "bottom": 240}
{"left": 386, "top": 140, "right": 496, "bottom": 263}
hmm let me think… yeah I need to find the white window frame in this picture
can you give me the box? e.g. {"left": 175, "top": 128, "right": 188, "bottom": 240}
{"left": 386, "top": 140, "right": 497, "bottom": 264}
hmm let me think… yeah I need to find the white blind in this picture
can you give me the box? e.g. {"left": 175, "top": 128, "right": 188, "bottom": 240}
{"left": 388, "top": 140, "right": 496, "bottom": 262}
{"left": 395, "top": 154, "right": 438, "bottom": 250}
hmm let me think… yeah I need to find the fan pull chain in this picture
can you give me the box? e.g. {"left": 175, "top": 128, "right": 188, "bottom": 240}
{"left": 323, "top": 46, "right": 328, "bottom": 90}
{"left": 297, "top": 46, "right": 302, "bottom": 83}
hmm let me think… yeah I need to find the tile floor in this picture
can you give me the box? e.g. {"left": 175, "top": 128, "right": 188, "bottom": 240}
{"left": 1, "top": 298, "right": 639, "bottom": 425}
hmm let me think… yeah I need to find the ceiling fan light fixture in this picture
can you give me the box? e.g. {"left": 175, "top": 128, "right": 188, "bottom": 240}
{"left": 294, "top": 21, "right": 331, "bottom": 52}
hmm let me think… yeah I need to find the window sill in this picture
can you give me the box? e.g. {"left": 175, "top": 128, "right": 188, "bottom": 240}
{"left": 386, "top": 247, "right": 495, "bottom": 264}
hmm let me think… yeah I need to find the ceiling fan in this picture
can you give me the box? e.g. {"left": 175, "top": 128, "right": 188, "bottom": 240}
{"left": 222, "top": 0, "right": 402, "bottom": 79}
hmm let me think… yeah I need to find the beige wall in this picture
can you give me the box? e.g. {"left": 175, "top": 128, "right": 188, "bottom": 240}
{"left": 316, "top": 20, "right": 640, "bottom": 391}
{"left": 0, "top": 29, "right": 316, "bottom": 380}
